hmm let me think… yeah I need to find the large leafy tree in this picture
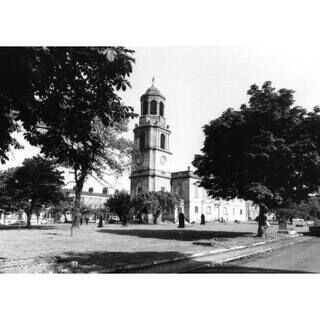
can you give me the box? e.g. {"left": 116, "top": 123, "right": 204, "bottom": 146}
{"left": 193, "top": 81, "right": 320, "bottom": 236}
{"left": 6, "top": 156, "right": 64, "bottom": 228}
{"left": 106, "top": 190, "right": 131, "bottom": 222}
{"left": 0, "top": 47, "right": 35, "bottom": 163}
{"left": 0, "top": 47, "right": 137, "bottom": 232}
{"left": 131, "top": 191, "right": 179, "bottom": 224}
{"left": 0, "top": 168, "right": 17, "bottom": 212}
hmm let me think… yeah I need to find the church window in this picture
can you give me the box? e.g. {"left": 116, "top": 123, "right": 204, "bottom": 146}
{"left": 160, "top": 133, "right": 166, "bottom": 149}
{"left": 195, "top": 206, "right": 198, "bottom": 213}
{"left": 142, "top": 101, "right": 148, "bottom": 115}
{"left": 161, "top": 187, "right": 165, "bottom": 192}
{"left": 150, "top": 100, "right": 157, "bottom": 114}
{"left": 160, "top": 102, "right": 164, "bottom": 116}
{"left": 140, "top": 132, "right": 145, "bottom": 150}
{"left": 240, "top": 209, "right": 243, "bottom": 215}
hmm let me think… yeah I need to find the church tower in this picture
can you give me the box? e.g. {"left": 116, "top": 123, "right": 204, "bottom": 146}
{"left": 130, "top": 80, "right": 172, "bottom": 196}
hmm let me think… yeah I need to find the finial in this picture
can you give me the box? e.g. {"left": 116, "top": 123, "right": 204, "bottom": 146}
{"left": 152, "top": 76, "right": 155, "bottom": 86}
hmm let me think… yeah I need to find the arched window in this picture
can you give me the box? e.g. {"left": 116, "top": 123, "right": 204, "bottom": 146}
{"left": 159, "top": 102, "right": 164, "bottom": 116}
{"left": 160, "top": 133, "right": 165, "bottom": 149}
{"left": 142, "top": 101, "right": 148, "bottom": 115}
{"left": 150, "top": 100, "right": 157, "bottom": 115}
{"left": 140, "top": 132, "right": 145, "bottom": 150}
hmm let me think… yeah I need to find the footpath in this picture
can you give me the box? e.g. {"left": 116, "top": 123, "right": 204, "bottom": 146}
{"left": 128, "top": 234, "right": 311, "bottom": 273}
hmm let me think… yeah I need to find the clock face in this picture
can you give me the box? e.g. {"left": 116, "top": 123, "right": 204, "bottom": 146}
{"left": 160, "top": 155, "right": 167, "bottom": 165}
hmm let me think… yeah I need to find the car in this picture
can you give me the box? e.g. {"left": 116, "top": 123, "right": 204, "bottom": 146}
{"left": 40, "top": 218, "right": 48, "bottom": 224}
{"left": 309, "top": 219, "right": 320, "bottom": 235}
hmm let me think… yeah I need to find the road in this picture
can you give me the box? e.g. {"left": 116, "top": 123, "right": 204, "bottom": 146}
{"left": 193, "top": 236, "right": 320, "bottom": 273}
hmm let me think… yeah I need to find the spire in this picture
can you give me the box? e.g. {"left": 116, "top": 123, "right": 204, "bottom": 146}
{"left": 152, "top": 76, "right": 155, "bottom": 86}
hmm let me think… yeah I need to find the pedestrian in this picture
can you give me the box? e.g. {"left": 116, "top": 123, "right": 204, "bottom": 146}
{"left": 178, "top": 211, "right": 185, "bottom": 228}
{"left": 80, "top": 217, "right": 83, "bottom": 225}
{"left": 200, "top": 213, "right": 205, "bottom": 225}
{"left": 85, "top": 216, "right": 89, "bottom": 225}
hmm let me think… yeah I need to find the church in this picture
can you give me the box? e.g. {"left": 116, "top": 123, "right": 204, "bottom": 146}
{"left": 130, "top": 82, "right": 258, "bottom": 223}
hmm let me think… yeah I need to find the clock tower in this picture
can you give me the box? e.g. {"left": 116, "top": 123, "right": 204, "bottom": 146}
{"left": 130, "top": 81, "right": 172, "bottom": 196}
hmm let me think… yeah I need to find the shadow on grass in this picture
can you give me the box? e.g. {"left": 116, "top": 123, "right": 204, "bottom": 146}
{"left": 49, "top": 249, "right": 312, "bottom": 274}
{"left": 97, "top": 228, "right": 253, "bottom": 241}
{"left": 0, "top": 225, "right": 59, "bottom": 231}
{"left": 51, "top": 250, "right": 189, "bottom": 273}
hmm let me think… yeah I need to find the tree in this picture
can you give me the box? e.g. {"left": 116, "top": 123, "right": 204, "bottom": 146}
{"left": 106, "top": 190, "right": 131, "bottom": 223}
{"left": 152, "top": 191, "right": 180, "bottom": 224}
{"left": 193, "top": 81, "right": 320, "bottom": 236}
{"left": 0, "top": 168, "right": 17, "bottom": 212}
{"left": 277, "top": 197, "right": 320, "bottom": 221}
{"left": 0, "top": 47, "right": 137, "bottom": 234}
{"left": 6, "top": 156, "right": 65, "bottom": 228}
{"left": 0, "top": 47, "right": 35, "bottom": 163}
{"left": 48, "top": 194, "right": 74, "bottom": 223}
{"left": 131, "top": 191, "right": 179, "bottom": 224}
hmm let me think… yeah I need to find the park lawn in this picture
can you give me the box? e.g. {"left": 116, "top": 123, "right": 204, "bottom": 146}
{"left": 0, "top": 222, "right": 307, "bottom": 273}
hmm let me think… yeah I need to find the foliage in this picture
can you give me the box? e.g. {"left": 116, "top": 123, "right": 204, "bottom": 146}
{"left": 131, "top": 191, "right": 179, "bottom": 223}
{"left": 48, "top": 195, "right": 74, "bottom": 222}
{"left": 0, "top": 168, "right": 18, "bottom": 212}
{"left": 106, "top": 190, "right": 131, "bottom": 221}
{"left": 6, "top": 156, "right": 65, "bottom": 227}
{"left": 277, "top": 197, "right": 320, "bottom": 220}
{"left": 193, "top": 81, "right": 320, "bottom": 235}
{"left": 0, "top": 47, "right": 138, "bottom": 228}
{"left": 0, "top": 47, "right": 35, "bottom": 163}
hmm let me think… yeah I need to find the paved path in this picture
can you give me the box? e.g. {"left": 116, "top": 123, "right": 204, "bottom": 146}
{"left": 193, "top": 236, "right": 320, "bottom": 273}
{"left": 131, "top": 235, "right": 312, "bottom": 273}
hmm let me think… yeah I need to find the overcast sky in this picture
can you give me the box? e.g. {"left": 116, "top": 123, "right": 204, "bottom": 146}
{"left": 2, "top": 46, "right": 320, "bottom": 193}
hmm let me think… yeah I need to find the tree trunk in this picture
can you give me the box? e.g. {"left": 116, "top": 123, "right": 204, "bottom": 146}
{"left": 26, "top": 200, "right": 35, "bottom": 229}
{"left": 26, "top": 213, "right": 31, "bottom": 228}
{"left": 71, "top": 171, "right": 85, "bottom": 237}
{"left": 257, "top": 205, "right": 267, "bottom": 237}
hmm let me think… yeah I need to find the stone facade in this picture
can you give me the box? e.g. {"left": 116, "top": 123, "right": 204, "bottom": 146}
{"left": 130, "top": 83, "right": 258, "bottom": 222}
{"left": 130, "top": 83, "right": 172, "bottom": 195}
{"left": 171, "top": 169, "right": 248, "bottom": 223}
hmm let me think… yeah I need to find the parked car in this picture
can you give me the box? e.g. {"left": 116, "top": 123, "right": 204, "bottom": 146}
{"left": 309, "top": 219, "right": 320, "bottom": 235}
{"left": 108, "top": 215, "right": 120, "bottom": 224}
{"left": 88, "top": 217, "right": 96, "bottom": 223}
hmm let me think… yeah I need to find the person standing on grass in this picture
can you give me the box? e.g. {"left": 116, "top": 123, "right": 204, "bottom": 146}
{"left": 200, "top": 213, "right": 205, "bottom": 225}
{"left": 178, "top": 211, "right": 185, "bottom": 228}
{"left": 85, "top": 216, "right": 89, "bottom": 225}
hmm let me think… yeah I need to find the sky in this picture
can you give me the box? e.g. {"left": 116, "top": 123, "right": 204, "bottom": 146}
{"left": 2, "top": 46, "right": 320, "bottom": 193}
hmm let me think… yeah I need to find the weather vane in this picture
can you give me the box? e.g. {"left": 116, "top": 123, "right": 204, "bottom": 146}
{"left": 152, "top": 76, "right": 155, "bottom": 85}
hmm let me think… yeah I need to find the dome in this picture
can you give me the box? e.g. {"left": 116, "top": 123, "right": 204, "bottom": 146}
{"left": 141, "top": 84, "right": 165, "bottom": 100}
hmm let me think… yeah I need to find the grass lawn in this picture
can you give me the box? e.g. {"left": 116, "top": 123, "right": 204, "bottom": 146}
{"left": 0, "top": 221, "right": 308, "bottom": 273}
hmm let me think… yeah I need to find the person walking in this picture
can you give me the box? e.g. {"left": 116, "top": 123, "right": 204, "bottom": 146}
{"left": 178, "top": 211, "right": 185, "bottom": 228}
{"left": 200, "top": 213, "right": 205, "bottom": 225}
